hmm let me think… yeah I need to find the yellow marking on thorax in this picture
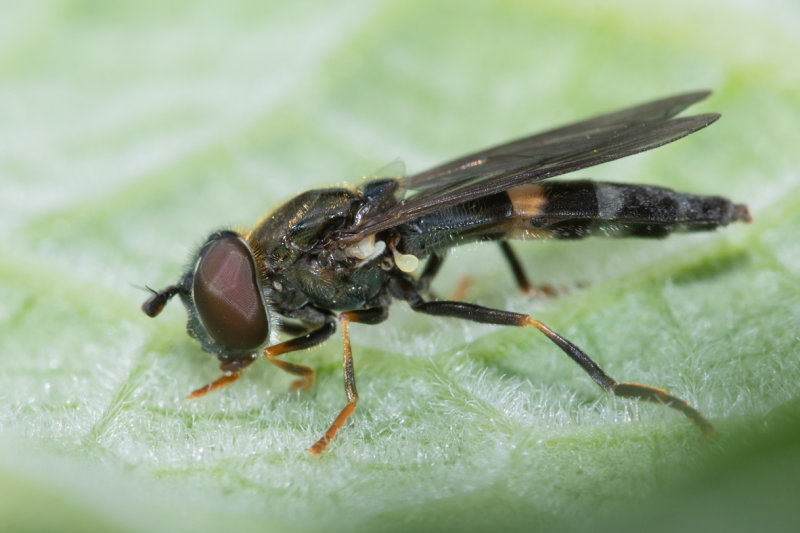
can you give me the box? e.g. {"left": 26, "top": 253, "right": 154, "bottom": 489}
{"left": 507, "top": 184, "right": 546, "bottom": 218}
{"left": 344, "top": 235, "right": 387, "bottom": 267}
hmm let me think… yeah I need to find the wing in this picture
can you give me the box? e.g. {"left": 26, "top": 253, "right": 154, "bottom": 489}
{"left": 341, "top": 91, "right": 719, "bottom": 242}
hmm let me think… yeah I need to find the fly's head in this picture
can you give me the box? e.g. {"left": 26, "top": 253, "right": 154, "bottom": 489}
{"left": 142, "top": 230, "right": 272, "bottom": 363}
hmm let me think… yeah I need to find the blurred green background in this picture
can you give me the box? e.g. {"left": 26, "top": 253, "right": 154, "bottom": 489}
{"left": 1, "top": 1, "right": 798, "bottom": 532}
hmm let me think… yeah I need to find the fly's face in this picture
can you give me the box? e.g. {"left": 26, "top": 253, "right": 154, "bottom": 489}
{"left": 190, "top": 231, "right": 270, "bottom": 355}
{"left": 143, "top": 230, "right": 271, "bottom": 361}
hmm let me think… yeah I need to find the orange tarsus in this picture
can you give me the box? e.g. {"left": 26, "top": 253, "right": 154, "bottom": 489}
{"left": 307, "top": 402, "right": 358, "bottom": 457}
{"left": 187, "top": 371, "right": 242, "bottom": 399}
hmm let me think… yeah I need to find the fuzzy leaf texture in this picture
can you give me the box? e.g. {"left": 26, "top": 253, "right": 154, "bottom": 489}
{"left": 1, "top": 1, "right": 799, "bottom": 532}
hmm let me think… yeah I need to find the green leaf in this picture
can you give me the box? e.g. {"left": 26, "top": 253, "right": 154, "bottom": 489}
{"left": 2, "top": 1, "right": 799, "bottom": 532}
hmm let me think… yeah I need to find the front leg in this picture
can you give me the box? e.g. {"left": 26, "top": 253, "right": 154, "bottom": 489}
{"left": 187, "top": 354, "right": 258, "bottom": 399}
{"left": 187, "top": 312, "right": 336, "bottom": 399}
{"left": 264, "top": 315, "right": 336, "bottom": 391}
{"left": 308, "top": 306, "right": 389, "bottom": 457}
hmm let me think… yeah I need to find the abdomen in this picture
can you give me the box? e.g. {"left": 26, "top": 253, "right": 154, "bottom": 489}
{"left": 398, "top": 180, "right": 750, "bottom": 256}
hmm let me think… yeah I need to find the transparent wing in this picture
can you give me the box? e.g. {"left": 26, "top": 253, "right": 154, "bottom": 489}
{"left": 341, "top": 91, "right": 719, "bottom": 242}
{"left": 366, "top": 158, "right": 406, "bottom": 181}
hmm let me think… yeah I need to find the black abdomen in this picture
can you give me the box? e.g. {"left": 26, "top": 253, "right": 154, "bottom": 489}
{"left": 522, "top": 180, "right": 750, "bottom": 239}
{"left": 398, "top": 180, "right": 750, "bottom": 256}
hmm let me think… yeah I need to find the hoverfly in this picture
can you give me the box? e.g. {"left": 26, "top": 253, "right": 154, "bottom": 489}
{"left": 143, "top": 91, "right": 750, "bottom": 456}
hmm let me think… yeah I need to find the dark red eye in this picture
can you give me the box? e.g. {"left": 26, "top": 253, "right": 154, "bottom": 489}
{"left": 192, "top": 235, "right": 269, "bottom": 351}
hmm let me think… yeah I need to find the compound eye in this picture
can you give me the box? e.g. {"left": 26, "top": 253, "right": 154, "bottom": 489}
{"left": 192, "top": 235, "right": 269, "bottom": 351}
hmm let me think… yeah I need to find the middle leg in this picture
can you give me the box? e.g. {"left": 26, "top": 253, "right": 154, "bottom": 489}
{"left": 307, "top": 306, "right": 389, "bottom": 456}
